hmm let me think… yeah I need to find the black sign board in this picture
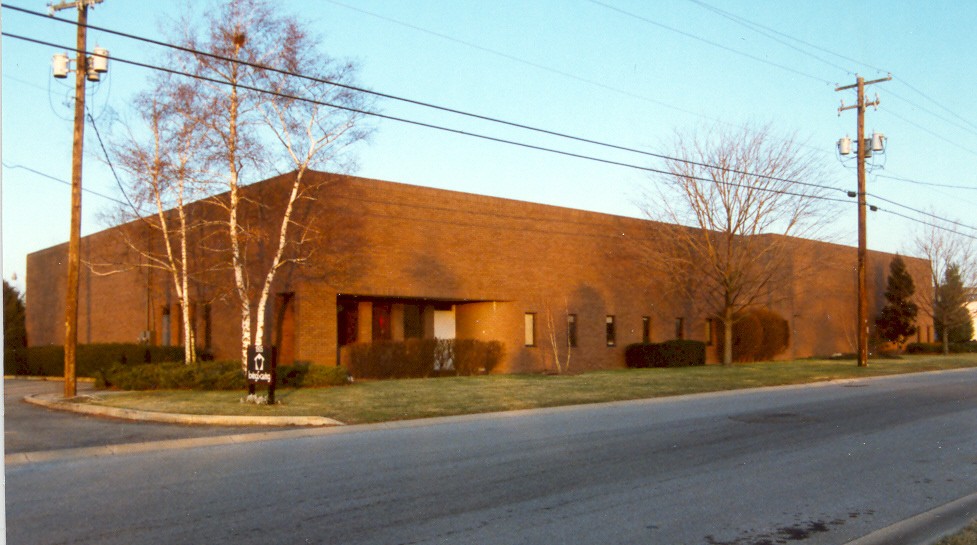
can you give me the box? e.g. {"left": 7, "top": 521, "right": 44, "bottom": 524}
{"left": 247, "top": 345, "right": 277, "bottom": 403}
{"left": 247, "top": 345, "right": 276, "bottom": 383}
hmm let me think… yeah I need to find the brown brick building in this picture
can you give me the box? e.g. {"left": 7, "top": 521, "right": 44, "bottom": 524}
{"left": 26, "top": 171, "right": 932, "bottom": 372}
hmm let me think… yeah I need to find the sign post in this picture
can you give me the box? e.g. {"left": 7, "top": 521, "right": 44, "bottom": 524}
{"left": 246, "top": 345, "right": 277, "bottom": 404}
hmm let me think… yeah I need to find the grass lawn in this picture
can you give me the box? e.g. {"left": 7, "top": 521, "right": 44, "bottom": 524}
{"left": 933, "top": 520, "right": 977, "bottom": 545}
{"left": 87, "top": 354, "right": 977, "bottom": 425}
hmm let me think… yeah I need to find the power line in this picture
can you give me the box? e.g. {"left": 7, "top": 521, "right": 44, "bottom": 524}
{"left": 6, "top": 2, "right": 833, "bottom": 189}
{"left": 2, "top": 161, "right": 129, "bottom": 206}
{"left": 684, "top": 0, "right": 855, "bottom": 77}
{"left": 586, "top": 0, "right": 835, "bottom": 86}
{"left": 875, "top": 206, "right": 977, "bottom": 242}
{"left": 8, "top": 11, "right": 977, "bottom": 240}
{"left": 678, "top": 1, "right": 977, "bottom": 157}
{"left": 86, "top": 105, "right": 138, "bottom": 214}
{"left": 886, "top": 87, "right": 977, "bottom": 141}
{"left": 867, "top": 191, "right": 977, "bottom": 233}
{"left": 876, "top": 173, "right": 977, "bottom": 191}
{"left": 2, "top": 30, "right": 852, "bottom": 204}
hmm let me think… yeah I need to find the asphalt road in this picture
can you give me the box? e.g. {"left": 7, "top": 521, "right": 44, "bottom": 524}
{"left": 4, "top": 379, "right": 282, "bottom": 454}
{"left": 6, "top": 370, "right": 977, "bottom": 545}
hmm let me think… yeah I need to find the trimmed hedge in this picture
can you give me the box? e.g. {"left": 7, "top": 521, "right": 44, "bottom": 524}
{"left": 905, "top": 342, "right": 977, "bottom": 355}
{"left": 346, "top": 339, "right": 504, "bottom": 379}
{"left": 625, "top": 340, "right": 706, "bottom": 368}
{"left": 277, "top": 362, "right": 350, "bottom": 388}
{"left": 11, "top": 344, "right": 189, "bottom": 378}
{"left": 98, "top": 360, "right": 350, "bottom": 390}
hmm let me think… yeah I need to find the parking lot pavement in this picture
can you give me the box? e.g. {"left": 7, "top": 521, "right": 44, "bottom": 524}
{"left": 4, "top": 378, "right": 281, "bottom": 455}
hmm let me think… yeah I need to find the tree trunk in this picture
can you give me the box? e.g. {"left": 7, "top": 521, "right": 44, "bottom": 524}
{"left": 723, "top": 307, "right": 734, "bottom": 366}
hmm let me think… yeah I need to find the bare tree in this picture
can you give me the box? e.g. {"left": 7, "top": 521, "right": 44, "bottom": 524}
{"left": 639, "top": 124, "right": 835, "bottom": 365}
{"left": 542, "top": 297, "right": 572, "bottom": 374}
{"left": 172, "top": 0, "right": 372, "bottom": 370}
{"left": 912, "top": 216, "right": 977, "bottom": 354}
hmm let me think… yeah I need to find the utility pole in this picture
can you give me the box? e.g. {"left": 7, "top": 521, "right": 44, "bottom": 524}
{"left": 50, "top": 0, "right": 106, "bottom": 398}
{"left": 836, "top": 74, "right": 891, "bottom": 367}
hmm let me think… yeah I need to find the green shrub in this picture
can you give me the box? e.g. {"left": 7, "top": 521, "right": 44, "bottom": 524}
{"left": 625, "top": 340, "right": 706, "bottom": 368}
{"left": 905, "top": 342, "right": 977, "bottom": 354}
{"left": 346, "top": 339, "right": 504, "bottom": 379}
{"left": 277, "top": 362, "right": 350, "bottom": 387}
{"left": 625, "top": 343, "right": 655, "bottom": 368}
{"left": 21, "top": 344, "right": 189, "bottom": 378}
{"left": 99, "top": 360, "right": 248, "bottom": 391}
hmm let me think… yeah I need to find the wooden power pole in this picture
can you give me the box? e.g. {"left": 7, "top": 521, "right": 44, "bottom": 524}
{"left": 836, "top": 74, "right": 891, "bottom": 367}
{"left": 51, "top": 0, "right": 105, "bottom": 398}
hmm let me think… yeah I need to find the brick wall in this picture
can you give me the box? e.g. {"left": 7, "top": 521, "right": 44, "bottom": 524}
{"left": 26, "top": 171, "right": 933, "bottom": 371}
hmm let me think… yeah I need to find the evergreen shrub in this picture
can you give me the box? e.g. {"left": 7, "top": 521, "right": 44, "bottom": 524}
{"left": 905, "top": 342, "right": 977, "bottom": 355}
{"left": 98, "top": 360, "right": 245, "bottom": 390}
{"left": 346, "top": 339, "right": 504, "bottom": 379}
{"left": 625, "top": 340, "right": 706, "bottom": 368}
{"left": 20, "top": 344, "right": 188, "bottom": 378}
{"left": 98, "top": 360, "right": 350, "bottom": 390}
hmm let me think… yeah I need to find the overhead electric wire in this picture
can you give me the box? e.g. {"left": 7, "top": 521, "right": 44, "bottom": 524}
{"left": 4, "top": 3, "right": 836, "bottom": 191}
{"left": 86, "top": 105, "right": 139, "bottom": 214}
{"left": 876, "top": 173, "right": 977, "bottom": 191}
{"left": 2, "top": 28, "right": 854, "bottom": 205}
{"left": 866, "top": 191, "right": 977, "bottom": 234}
{"left": 685, "top": 0, "right": 855, "bottom": 77}
{"left": 2, "top": 161, "right": 130, "bottom": 206}
{"left": 682, "top": 1, "right": 977, "bottom": 151}
{"left": 886, "top": 88, "right": 977, "bottom": 140}
{"left": 875, "top": 207, "right": 977, "bottom": 242}
{"left": 7, "top": 8, "right": 977, "bottom": 240}
{"left": 586, "top": 0, "right": 835, "bottom": 86}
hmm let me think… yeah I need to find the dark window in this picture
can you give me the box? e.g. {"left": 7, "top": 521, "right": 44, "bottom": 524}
{"left": 161, "top": 305, "right": 171, "bottom": 347}
{"left": 403, "top": 304, "right": 423, "bottom": 339}
{"left": 606, "top": 315, "right": 616, "bottom": 346}
{"left": 337, "top": 298, "right": 358, "bottom": 346}
{"left": 705, "top": 319, "right": 715, "bottom": 346}
{"left": 373, "top": 302, "right": 392, "bottom": 341}
{"left": 568, "top": 314, "right": 578, "bottom": 347}
{"left": 642, "top": 316, "right": 651, "bottom": 343}
{"left": 203, "top": 303, "right": 212, "bottom": 349}
{"left": 675, "top": 317, "right": 685, "bottom": 340}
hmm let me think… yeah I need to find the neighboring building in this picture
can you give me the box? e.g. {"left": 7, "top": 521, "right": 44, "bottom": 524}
{"left": 26, "top": 171, "right": 932, "bottom": 372}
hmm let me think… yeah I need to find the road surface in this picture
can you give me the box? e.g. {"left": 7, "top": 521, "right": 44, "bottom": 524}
{"left": 7, "top": 369, "right": 977, "bottom": 544}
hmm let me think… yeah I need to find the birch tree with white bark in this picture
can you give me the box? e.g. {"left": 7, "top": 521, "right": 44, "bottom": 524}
{"left": 99, "top": 78, "right": 208, "bottom": 365}
{"left": 172, "top": 0, "right": 372, "bottom": 371}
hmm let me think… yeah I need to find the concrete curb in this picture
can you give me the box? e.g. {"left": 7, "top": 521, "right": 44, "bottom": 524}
{"left": 845, "top": 491, "right": 977, "bottom": 545}
{"left": 23, "top": 392, "right": 345, "bottom": 428}
{"left": 4, "top": 375, "right": 96, "bottom": 382}
{"left": 4, "top": 426, "right": 349, "bottom": 467}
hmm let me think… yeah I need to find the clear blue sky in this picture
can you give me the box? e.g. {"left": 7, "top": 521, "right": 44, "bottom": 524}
{"left": 4, "top": 1, "right": 977, "bottom": 294}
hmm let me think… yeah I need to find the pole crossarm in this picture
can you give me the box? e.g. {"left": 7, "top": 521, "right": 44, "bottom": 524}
{"left": 48, "top": 0, "right": 102, "bottom": 13}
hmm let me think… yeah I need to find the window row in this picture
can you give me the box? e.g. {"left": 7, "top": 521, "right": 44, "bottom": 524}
{"left": 524, "top": 313, "right": 697, "bottom": 347}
